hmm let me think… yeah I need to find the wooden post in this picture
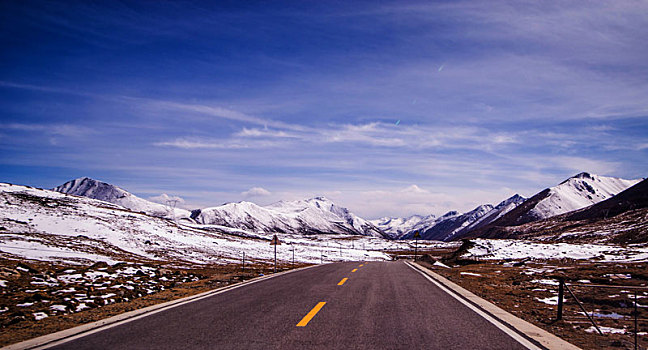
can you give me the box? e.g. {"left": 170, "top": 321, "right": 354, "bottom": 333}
{"left": 557, "top": 277, "right": 564, "bottom": 321}
{"left": 270, "top": 235, "right": 281, "bottom": 273}
{"left": 635, "top": 291, "right": 639, "bottom": 350}
{"left": 414, "top": 231, "right": 420, "bottom": 261}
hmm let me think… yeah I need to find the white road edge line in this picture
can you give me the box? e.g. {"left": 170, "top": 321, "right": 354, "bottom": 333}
{"left": 405, "top": 261, "right": 543, "bottom": 350}
{"left": 4, "top": 264, "right": 319, "bottom": 350}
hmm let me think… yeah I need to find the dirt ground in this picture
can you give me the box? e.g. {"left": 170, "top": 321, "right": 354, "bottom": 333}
{"left": 414, "top": 252, "right": 648, "bottom": 350}
{"left": 0, "top": 259, "right": 308, "bottom": 347}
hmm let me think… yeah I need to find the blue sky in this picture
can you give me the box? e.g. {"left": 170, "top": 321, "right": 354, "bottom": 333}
{"left": 1, "top": 1, "right": 647, "bottom": 218}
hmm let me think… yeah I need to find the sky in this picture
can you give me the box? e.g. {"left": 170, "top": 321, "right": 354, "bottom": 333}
{"left": 1, "top": 0, "right": 647, "bottom": 219}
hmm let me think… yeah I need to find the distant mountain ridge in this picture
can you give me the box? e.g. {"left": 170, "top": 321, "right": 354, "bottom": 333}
{"left": 54, "top": 177, "right": 191, "bottom": 220}
{"left": 195, "top": 196, "right": 387, "bottom": 238}
{"left": 461, "top": 172, "right": 642, "bottom": 240}
{"left": 54, "top": 177, "right": 386, "bottom": 238}
{"left": 466, "top": 178, "right": 648, "bottom": 244}
{"left": 371, "top": 215, "right": 427, "bottom": 239}
{"left": 372, "top": 194, "right": 526, "bottom": 241}
{"left": 52, "top": 172, "right": 642, "bottom": 242}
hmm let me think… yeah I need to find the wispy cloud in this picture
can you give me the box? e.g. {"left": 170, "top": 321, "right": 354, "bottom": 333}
{"left": 234, "top": 127, "right": 300, "bottom": 139}
{"left": 241, "top": 187, "right": 271, "bottom": 198}
{"left": 153, "top": 137, "right": 285, "bottom": 149}
{"left": 148, "top": 193, "right": 185, "bottom": 205}
{"left": 0, "top": 123, "right": 95, "bottom": 137}
{"left": 146, "top": 101, "right": 307, "bottom": 132}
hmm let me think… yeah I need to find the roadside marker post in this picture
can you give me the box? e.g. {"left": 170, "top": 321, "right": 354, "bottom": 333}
{"left": 270, "top": 235, "right": 281, "bottom": 273}
{"left": 634, "top": 291, "right": 638, "bottom": 350}
{"left": 242, "top": 251, "right": 245, "bottom": 272}
{"left": 414, "top": 231, "right": 420, "bottom": 261}
{"left": 557, "top": 277, "right": 564, "bottom": 321}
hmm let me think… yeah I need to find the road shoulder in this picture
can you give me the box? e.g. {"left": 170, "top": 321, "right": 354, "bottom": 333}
{"left": 408, "top": 261, "right": 580, "bottom": 350}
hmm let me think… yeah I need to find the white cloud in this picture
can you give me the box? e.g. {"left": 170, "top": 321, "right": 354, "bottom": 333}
{"left": 153, "top": 137, "right": 284, "bottom": 149}
{"left": 551, "top": 156, "right": 620, "bottom": 176}
{"left": 234, "top": 127, "right": 300, "bottom": 139}
{"left": 401, "top": 184, "right": 429, "bottom": 194}
{"left": 241, "top": 187, "right": 272, "bottom": 197}
{"left": 148, "top": 101, "right": 306, "bottom": 132}
{"left": 148, "top": 193, "right": 186, "bottom": 205}
{"left": 1, "top": 123, "right": 94, "bottom": 137}
{"left": 320, "top": 185, "right": 519, "bottom": 219}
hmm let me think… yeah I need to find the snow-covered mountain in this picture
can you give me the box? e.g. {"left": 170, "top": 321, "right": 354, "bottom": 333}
{"left": 479, "top": 173, "right": 641, "bottom": 230}
{"left": 370, "top": 215, "right": 426, "bottom": 239}
{"left": 525, "top": 172, "right": 640, "bottom": 221}
{"left": 194, "top": 196, "right": 387, "bottom": 238}
{"left": 460, "top": 194, "right": 527, "bottom": 233}
{"left": 401, "top": 205, "right": 495, "bottom": 241}
{"left": 0, "top": 183, "right": 394, "bottom": 266}
{"left": 461, "top": 172, "right": 643, "bottom": 240}
{"left": 467, "top": 178, "right": 648, "bottom": 244}
{"left": 54, "top": 177, "right": 191, "bottom": 221}
{"left": 373, "top": 194, "right": 526, "bottom": 241}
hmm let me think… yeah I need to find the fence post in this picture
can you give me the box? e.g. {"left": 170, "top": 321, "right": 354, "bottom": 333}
{"left": 557, "top": 277, "right": 564, "bottom": 321}
{"left": 635, "top": 291, "right": 638, "bottom": 350}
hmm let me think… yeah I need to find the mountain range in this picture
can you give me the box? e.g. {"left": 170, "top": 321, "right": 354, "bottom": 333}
{"left": 371, "top": 172, "right": 640, "bottom": 241}
{"left": 51, "top": 173, "right": 643, "bottom": 241}
{"left": 466, "top": 177, "right": 648, "bottom": 244}
{"left": 55, "top": 178, "right": 386, "bottom": 238}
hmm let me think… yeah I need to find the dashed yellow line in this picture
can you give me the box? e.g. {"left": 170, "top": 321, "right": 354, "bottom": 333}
{"left": 337, "top": 278, "right": 348, "bottom": 286}
{"left": 297, "top": 302, "right": 326, "bottom": 327}
{"left": 351, "top": 268, "right": 357, "bottom": 272}
{"left": 359, "top": 264, "right": 364, "bottom": 267}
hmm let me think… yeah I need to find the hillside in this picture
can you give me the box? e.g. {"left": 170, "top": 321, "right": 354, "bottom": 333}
{"left": 458, "top": 173, "right": 641, "bottom": 240}
{"left": 467, "top": 178, "right": 648, "bottom": 244}
{"left": 54, "top": 177, "right": 191, "bottom": 221}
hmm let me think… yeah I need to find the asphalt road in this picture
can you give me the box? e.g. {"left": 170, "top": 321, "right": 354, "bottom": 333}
{"left": 50, "top": 261, "right": 532, "bottom": 349}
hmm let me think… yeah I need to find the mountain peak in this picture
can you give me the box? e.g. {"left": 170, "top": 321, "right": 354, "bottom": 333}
{"left": 572, "top": 171, "right": 593, "bottom": 179}
{"left": 54, "top": 177, "right": 190, "bottom": 220}
{"left": 307, "top": 196, "right": 332, "bottom": 203}
{"left": 54, "top": 177, "right": 128, "bottom": 200}
{"left": 497, "top": 194, "right": 526, "bottom": 208}
{"left": 560, "top": 172, "right": 596, "bottom": 185}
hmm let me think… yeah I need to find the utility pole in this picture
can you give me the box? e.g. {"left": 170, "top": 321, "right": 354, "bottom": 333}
{"left": 270, "top": 235, "right": 281, "bottom": 273}
{"left": 414, "top": 231, "right": 420, "bottom": 261}
{"left": 292, "top": 244, "right": 295, "bottom": 269}
{"left": 242, "top": 251, "right": 245, "bottom": 272}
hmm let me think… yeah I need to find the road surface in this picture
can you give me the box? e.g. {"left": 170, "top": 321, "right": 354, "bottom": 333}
{"left": 50, "top": 261, "right": 535, "bottom": 349}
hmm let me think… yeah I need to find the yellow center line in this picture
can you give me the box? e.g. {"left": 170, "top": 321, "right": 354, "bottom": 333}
{"left": 351, "top": 268, "right": 357, "bottom": 272}
{"left": 296, "top": 302, "right": 326, "bottom": 327}
{"left": 359, "top": 264, "right": 364, "bottom": 267}
{"left": 337, "top": 277, "right": 348, "bottom": 286}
